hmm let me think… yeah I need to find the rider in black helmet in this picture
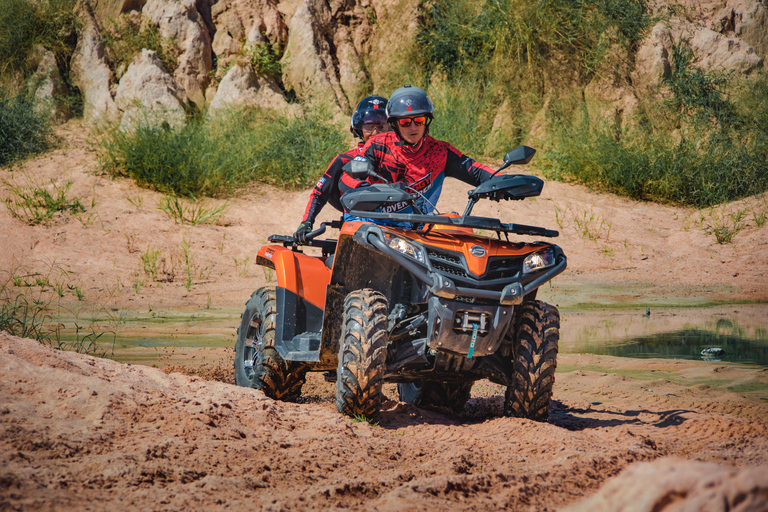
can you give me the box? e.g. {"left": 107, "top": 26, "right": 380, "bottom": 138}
{"left": 293, "top": 95, "right": 389, "bottom": 243}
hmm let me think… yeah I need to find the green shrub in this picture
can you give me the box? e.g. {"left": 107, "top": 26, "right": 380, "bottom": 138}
{"left": 541, "top": 70, "right": 768, "bottom": 207}
{"left": 101, "top": 15, "right": 178, "bottom": 79}
{"left": 0, "top": 87, "right": 53, "bottom": 166}
{"left": 409, "top": 0, "right": 653, "bottom": 158}
{"left": 99, "top": 107, "right": 347, "bottom": 196}
{"left": 0, "top": 0, "right": 78, "bottom": 79}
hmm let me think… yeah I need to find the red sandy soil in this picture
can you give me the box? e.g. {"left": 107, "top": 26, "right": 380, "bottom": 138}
{"left": 1, "top": 120, "right": 767, "bottom": 511}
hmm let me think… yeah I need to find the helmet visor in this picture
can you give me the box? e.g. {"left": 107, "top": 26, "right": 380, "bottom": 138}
{"left": 359, "top": 109, "right": 388, "bottom": 125}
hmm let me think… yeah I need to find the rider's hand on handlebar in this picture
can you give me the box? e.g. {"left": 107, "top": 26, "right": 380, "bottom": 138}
{"left": 294, "top": 221, "right": 313, "bottom": 244}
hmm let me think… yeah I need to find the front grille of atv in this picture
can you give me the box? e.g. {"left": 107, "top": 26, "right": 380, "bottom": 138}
{"left": 427, "top": 249, "right": 469, "bottom": 279}
{"left": 426, "top": 248, "right": 523, "bottom": 290}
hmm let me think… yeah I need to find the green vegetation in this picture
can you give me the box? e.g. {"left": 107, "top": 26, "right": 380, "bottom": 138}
{"left": 2, "top": 175, "right": 86, "bottom": 224}
{"left": 410, "top": 0, "right": 767, "bottom": 207}
{"left": 411, "top": 0, "right": 654, "bottom": 158}
{"left": 0, "top": 87, "right": 54, "bottom": 166}
{"left": 0, "top": 262, "right": 118, "bottom": 357}
{"left": 157, "top": 195, "right": 228, "bottom": 225}
{"left": 242, "top": 39, "right": 283, "bottom": 79}
{"left": 99, "top": 107, "right": 346, "bottom": 196}
{"left": 542, "top": 67, "right": 768, "bottom": 208}
{"left": 0, "top": 0, "right": 81, "bottom": 117}
{"left": 0, "top": 0, "right": 78, "bottom": 79}
{"left": 101, "top": 15, "right": 179, "bottom": 79}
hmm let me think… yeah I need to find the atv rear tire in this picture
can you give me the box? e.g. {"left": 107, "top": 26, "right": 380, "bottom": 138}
{"left": 336, "top": 289, "right": 388, "bottom": 418}
{"left": 398, "top": 381, "right": 473, "bottom": 414}
{"left": 235, "top": 287, "right": 275, "bottom": 387}
{"left": 504, "top": 300, "right": 559, "bottom": 422}
{"left": 235, "top": 287, "right": 306, "bottom": 401}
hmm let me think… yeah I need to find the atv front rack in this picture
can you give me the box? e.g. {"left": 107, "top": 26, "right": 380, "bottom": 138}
{"left": 348, "top": 211, "right": 559, "bottom": 238}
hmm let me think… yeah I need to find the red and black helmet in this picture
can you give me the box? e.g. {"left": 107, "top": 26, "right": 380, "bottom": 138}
{"left": 350, "top": 95, "right": 388, "bottom": 139}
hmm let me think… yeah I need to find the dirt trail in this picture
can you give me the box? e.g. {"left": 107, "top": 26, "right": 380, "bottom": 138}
{"left": 2, "top": 333, "right": 767, "bottom": 511}
{"left": 1, "top": 121, "right": 768, "bottom": 511}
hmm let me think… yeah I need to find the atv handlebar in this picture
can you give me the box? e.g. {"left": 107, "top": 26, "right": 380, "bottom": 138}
{"left": 268, "top": 220, "right": 342, "bottom": 250}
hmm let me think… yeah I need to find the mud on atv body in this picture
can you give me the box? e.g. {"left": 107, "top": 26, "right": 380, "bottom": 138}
{"left": 236, "top": 146, "right": 567, "bottom": 421}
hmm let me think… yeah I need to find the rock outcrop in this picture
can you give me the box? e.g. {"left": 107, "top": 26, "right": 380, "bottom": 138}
{"left": 88, "top": 0, "right": 147, "bottom": 25}
{"left": 114, "top": 49, "right": 187, "bottom": 130}
{"left": 56, "top": 0, "right": 767, "bottom": 129}
{"left": 208, "top": 62, "right": 297, "bottom": 117}
{"left": 69, "top": 6, "right": 119, "bottom": 125}
{"left": 632, "top": 18, "right": 762, "bottom": 96}
{"left": 142, "top": 0, "right": 212, "bottom": 108}
{"left": 711, "top": 0, "right": 768, "bottom": 60}
{"left": 281, "top": 0, "right": 383, "bottom": 113}
{"left": 209, "top": 0, "right": 287, "bottom": 66}
{"left": 28, "top": 46, "right": 69, "bottom": 122}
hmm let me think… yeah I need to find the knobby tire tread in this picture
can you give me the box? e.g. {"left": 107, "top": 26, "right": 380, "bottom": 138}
{"left": 336, "top": 289, "right": 388, "bottom": 418}
{"left": 505, "top": 300, "right": 559, "bottom": 422}
{"left": 241, "top": 287, "right": 306, "bottom": 402}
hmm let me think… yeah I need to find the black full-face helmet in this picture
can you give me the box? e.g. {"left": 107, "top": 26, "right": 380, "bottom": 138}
{"left": 350, "top": 95, "right": 388, "bottom": 139}
{"left": 386, "top": 85, "right": 435, "bottom": 143}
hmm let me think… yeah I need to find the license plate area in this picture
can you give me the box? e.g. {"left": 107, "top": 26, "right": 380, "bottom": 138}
{"left": 453, "top": 311, "right": 491, "bottom": 335}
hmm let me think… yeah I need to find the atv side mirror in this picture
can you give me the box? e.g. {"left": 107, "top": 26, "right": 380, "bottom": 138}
{"left": 344, "top": 156, "right": 374, "bottom": 180}
{"left": 491, "top": 146, "right": 536, "bottom": 176}
{"left": 504, "top": 145, "right": 536, "bottom": 166}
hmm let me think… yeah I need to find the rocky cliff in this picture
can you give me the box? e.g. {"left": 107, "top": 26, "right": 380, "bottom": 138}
{"left": 32, "top": 0, "right": 767, "bottom": 129}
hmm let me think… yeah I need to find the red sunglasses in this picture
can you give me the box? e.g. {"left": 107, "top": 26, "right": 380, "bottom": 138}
{"left": 397, "top": 116, "right": 427, "bottom": 128}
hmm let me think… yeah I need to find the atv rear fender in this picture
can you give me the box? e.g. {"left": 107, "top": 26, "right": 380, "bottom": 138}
{"left": 256, "top": 245, "right": 332, "bottom": 364}
{"left": 256, "top": 245, "right": 331, "bottom": 309}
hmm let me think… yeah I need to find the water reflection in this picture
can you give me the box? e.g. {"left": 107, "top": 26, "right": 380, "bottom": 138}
{"left": 561, "top": 304, "right": 768, "bottom": 366}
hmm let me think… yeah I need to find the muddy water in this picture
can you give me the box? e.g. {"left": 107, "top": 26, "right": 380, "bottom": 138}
{"left": 95, "top": 303, "right": 768, "bottom": 367}
{"left": 561, "top": 303, "right": 768, "bottom": 366}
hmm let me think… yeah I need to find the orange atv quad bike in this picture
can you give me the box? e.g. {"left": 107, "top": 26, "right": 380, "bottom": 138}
{"left": 235, "top": 146, "right": 567, "bottom": 421}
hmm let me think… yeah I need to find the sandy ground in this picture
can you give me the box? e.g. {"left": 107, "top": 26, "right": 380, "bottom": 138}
{"left": 1, "top": 120, "right": 768, "bottom": 511}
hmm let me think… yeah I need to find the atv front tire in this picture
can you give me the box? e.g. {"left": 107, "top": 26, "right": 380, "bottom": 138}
{"left": 504, "top": 300, "right": 559, "bottom": 421}
{"left": 235, "top": 287, "right": 306, "bottom": 401}
{"left": 398, "top": 381, "right": 473, "bottom": 414}
{"left": 336, "top": 289, "right": 388, "bottom": 418}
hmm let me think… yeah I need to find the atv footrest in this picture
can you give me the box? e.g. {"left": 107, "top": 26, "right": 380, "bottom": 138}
{"left": 280, "top": 332, "right": 322, "bottom": 362}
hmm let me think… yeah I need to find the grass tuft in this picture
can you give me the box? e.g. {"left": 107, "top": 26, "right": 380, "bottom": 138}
{"left": 3, "top": 175, "right": 85, "bottom": 225}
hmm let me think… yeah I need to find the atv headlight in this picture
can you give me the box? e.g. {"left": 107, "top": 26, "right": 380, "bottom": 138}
{"left": 383, "top": 233, "right": 425, "bottom": 264}
{"left": 523, "top": 248, "right": 555, "bottom": 274}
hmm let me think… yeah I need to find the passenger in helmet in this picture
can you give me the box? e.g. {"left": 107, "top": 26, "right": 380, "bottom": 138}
{"left": 293, "top": 95, "right": 389, "bottom": 243}
{"left": 340, "top": 85, "right": 495, "bottom": 219}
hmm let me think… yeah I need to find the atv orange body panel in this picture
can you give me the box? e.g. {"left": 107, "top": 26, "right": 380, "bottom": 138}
{"left": 256, "top": 245, "right": 331, "bottom": 309}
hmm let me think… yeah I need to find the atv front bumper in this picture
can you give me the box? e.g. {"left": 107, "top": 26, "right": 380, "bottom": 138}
{"left": 365, "top": 228, "right": 567, "bottom": 306}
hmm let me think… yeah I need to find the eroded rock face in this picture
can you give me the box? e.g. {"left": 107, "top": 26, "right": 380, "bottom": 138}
{"left": 89, "top": 0, "right": 148, "bottom": 25}
{"left": 281, "top": 0, "right": 382, "bottom": 113}
{"left": 142, "top": 0, "right": 212, "bottom": 107}
{"left": 711, "top": 0, "right": 768, "bottom": 60}
{"left": 210, "top": 0, "right": 287, "bottom": 67}
{"left": 70, "top": 6, "right": 119, "bottom": 125}
{"left": 115, "top": 49, "right": 187, "bottom": 130}
{"left": 561, "top": 458, "right": 768, "bottom": 512}
{"left": 208, "top": 62, "right": 297, "bottom": 117}
{"left": 632, "top": 18, "right": 762, "bottom": 98}
{"left": 28, "top": 46, "right": 69, "bottom": 122}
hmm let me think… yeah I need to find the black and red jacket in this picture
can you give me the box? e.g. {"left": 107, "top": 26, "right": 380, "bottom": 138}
{"left": 339, "top": 131, "right": 495, "bottom": 214}
{"left": 301, "top": 143, "right": 365, "bottom": 224}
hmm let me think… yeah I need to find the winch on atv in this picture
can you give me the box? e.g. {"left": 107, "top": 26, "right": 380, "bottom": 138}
{"left": 234, "top": 146, "right": 566, "bottom": 421}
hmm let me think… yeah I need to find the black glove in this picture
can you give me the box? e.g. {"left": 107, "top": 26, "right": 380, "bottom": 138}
{"left": 294, "top": 221, "right": 313, "bottom": 244}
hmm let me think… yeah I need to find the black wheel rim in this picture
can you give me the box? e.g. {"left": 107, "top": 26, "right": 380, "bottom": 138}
{"left": 242, "top": 313, "right": 262, "bottom": 380}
